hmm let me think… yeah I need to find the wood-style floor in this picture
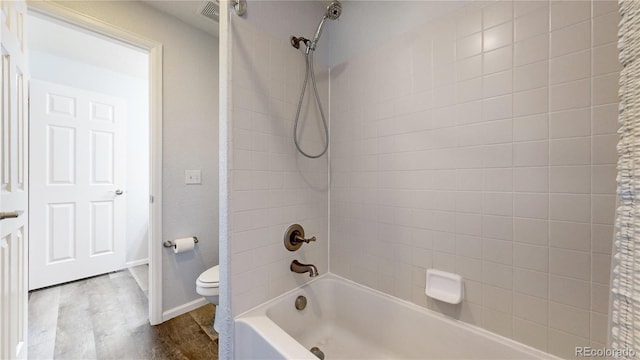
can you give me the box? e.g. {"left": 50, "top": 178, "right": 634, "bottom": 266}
{"left": 27, "top": 266, "right": 218, "bottom": 360}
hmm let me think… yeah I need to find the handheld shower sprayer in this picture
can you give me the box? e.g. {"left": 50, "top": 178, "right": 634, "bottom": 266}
{"left": 310, "top": 1, "right": 342, "bottom": 50}
{"left": 291, "top": 1, "right": 342, "bottom": 158}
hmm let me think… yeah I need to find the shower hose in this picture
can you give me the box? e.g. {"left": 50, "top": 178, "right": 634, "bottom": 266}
{"left": 293, "top": 49, "right": 329, "bottom": 159}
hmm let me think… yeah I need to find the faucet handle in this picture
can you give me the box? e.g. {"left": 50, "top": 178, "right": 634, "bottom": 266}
{"left": 294, "top": 234, "right": 316, "bottom": 244}
{"left": 284, "top": 224, "right": 317, "bottom": 251}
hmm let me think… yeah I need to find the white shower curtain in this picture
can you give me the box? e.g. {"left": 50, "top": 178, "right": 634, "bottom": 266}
{"left": 611, "top": 0, "right": 640, "bottom": 356}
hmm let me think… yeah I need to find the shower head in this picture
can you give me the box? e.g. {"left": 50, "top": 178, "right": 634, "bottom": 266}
{"left": 326, "top": 1, "right": 342, "bottom": 20}
{"left": 309, "top": 1, "right": 342, "bottom": 51}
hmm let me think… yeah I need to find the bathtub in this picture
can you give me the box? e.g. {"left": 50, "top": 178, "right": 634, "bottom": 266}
{"left": 234, "top": 274, "right": 555, "bottom": 359}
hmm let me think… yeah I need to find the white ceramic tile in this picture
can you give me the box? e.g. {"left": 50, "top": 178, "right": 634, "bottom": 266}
{"left": 591, "top": 195, "right": 615, "bottom": 225}
{"left": 592, "top": 73, "right": 619, "bottom": 106}
{"left": 549, "top": 108, "right": 591, "bottom": 139}
{"left": 513, "top": 318, "right": 549, "bottom": 352}
{"left": 483, "top": 70, "right": 513, "bottom": 98}
{"left": 457, "top": 78, "right": 483, "bottom": 103}
{"left": 549, "top": 275, "right": 591, "bottom": 310}
{"left": 549, "top": 248, "right": 591, "bottom": 280}
{"left": 483, "top": 192, "right": 513, "bottom": 216}
{"left": 591, "top": 253, "right": 611, "bottom": 285}
{"left": 548, "top": 328, "right": 589, "bottom": 359}
{"left": 484, "top": 45, "right": 513, "bottom": 75}
{"left": 590, "top": 312, "right": 609, "bottom": 344}
{"left": 483, "top": 144, "right": 513, "bottom": 168}
{"left": 550, "top": 0, "right": 590, "bottom": 31}
{"left": 550, "top": 137, "right": 591, "bottom": 165}
{"left": 593, "top": 11, "right": 621, "bottom": 46}
{"left": 514, "top": 193, "right": 549, "bottom": 219}
{"left": 592, "top": 104, "right": 619, "bottom": 135}
{"left": 515, "top": 6, "right": 549, "bottom": 42}
{"left": 515, "top": 34, "right": 549, "bottom": 66}
{"left": 549, "top": 79, "right": 591, "bottom": 112}
{"left": 456, "top": 234, "right": 483, "bottom": 259}
{"left": 550, "top": 194, "right": 590, "bottom": 222}
{"left": 514, "top": 61, "right": 548, "bottom": 92}
{"left": 514, "top": 243, "right": 549, "bottom": 272}
{"left": 483, "top": 168, "right": 513, "bottom": 192}
{"left": 514, "top": 292, "right": 549, "bottom": 325}
{"left": 550, "top": 221, "right": 591, "bottom": 251}
{"left": 514, "top": 87, "right": 548, "bottom": 117}
{"left": 457, "top": 11, "right": 482, "bottom": 38}
{"left": 591, "top": 283, "right": 610, "bottom": 314}
{"left": 457, "top": 258, "right": 484, "bottom": 284}
{"left": 482, "top": 94, "right": 513, "bottom": 121}
{"left": 483, "top": 284, "right": 513, "bottom": 313}
{"left": 483, "top": 237, "right": 513, "bottom": 264}
{"left": 455, "top": 191, "right": 483, "bottom": 214}
{"left": 549, "top": 302, "right": 590, "bottom": 338}
{"left": 513, "top": 114, "right": 548, "bottom": 142}
{"left": 483, "top": 22, "right": 513, "bottom": 52}
{"left": 514, "top": 141, "right": 549, "bottom": 167}
{"left": 514, "top": 218, "right": 549, "bottom": 246}
{"left": 592, "top": 165, "right": 617, "bottom": 194}
{"left": 434, "top": 62, "right": 456, "bottom": 87}
{"left": 484, "top": 261, "right": 514, "bottom": 289}
{"left": 593, "top": 42, "right": 622, "bottom": 76}
{"left": 482, "top": 307, "right": 513, "bottom": 338}
{"left": 549, "top": 50, "right": 591, "bottom": 85}
{"left": 514, "top": 268, "right": 548, "bottom": 298}
{"left": 457, "top": 33, "right": 483, "bottom": 60}
{"left": 456, "top": 213, "right": 483, "bottom": 236}
{"left": 514, "top": 167, "right": 549, "bottom": 193}
{"left": 483, "top": 1, "right": 513, "bottom": 29}
{"left": 515, "top": 1, "right": 548, "bottom": 18}
{"left": 592, "top": 224, "right": 614, "bottom": 255}
{"left": 549, "top": 166, "right": 590, "bottom": 194}
{"left": 457, "top": 169, "right": 483, "bottom": 191}
{"left": 433, "top": 37, "right": 456, "bottom": 65}
{"left": 550, "top": 20, "right": 590, "bottom": 58}
{"left": 456, "top": 55, "right": 482, "bottom": 81}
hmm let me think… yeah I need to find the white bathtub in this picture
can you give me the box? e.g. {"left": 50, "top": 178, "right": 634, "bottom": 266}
{"left": 234, "top": 274, "right": 555, "bottom": 359}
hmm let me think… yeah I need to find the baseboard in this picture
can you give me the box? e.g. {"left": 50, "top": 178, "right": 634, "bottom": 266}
{"left": 162, "top": 297, "right": 208, "bottom": 322}
{"left": 126, "top": 259, "right": 149, "bottom": 268}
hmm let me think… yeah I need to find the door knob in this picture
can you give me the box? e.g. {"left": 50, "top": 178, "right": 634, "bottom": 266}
{"left": 115, "top": 189, "right": 124, "bottom": 195}
{"left": 0, "top": 210, "right": 23, "bottom": 220}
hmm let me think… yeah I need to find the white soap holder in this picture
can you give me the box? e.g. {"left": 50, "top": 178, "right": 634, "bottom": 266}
{"left": 425, "top": 269, "right": 463, "bottom": 304}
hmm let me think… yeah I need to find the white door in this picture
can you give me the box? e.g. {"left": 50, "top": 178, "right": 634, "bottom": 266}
{"left": 29, "top": 80, "right": 127, "bottom": 290}
{"left": 0, "top": 0, "right": 29, "bottom": 359}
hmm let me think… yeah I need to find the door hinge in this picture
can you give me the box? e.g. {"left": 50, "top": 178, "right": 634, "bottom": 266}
{"left": 150, "top": 195, "right": 154, "bottom": 204}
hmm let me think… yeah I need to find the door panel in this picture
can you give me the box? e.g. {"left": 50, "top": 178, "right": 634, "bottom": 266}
{"left": 30, "top": 80, "right": 126, "bottom": 290}
{"left": 0, "top": 0, "right": 29, "bottom": 358}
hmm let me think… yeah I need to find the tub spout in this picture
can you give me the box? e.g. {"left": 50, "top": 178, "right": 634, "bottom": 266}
{"left": 291, "top": 260, "right": 319, "bottom": 277}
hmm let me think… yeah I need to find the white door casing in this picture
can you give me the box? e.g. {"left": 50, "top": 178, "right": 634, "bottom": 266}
{"left": 0, "top": 0, "right": 29, "bottom": 359}
{"left": 29, "top": 80, "right": 127, "bottom": 290}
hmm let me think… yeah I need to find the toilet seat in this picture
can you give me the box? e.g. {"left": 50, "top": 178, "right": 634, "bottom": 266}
{"left": 197, "top": 265, "right": 219, "bottom": 287}
{"left": 196, "top": 265, "right": 220, "bottom": 298}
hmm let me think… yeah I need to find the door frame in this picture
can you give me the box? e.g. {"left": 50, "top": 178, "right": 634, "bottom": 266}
{"left": 27, "top": 1, "right": 164, "bottom": 325}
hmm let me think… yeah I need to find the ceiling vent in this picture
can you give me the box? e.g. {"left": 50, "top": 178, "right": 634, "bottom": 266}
{"left": 197, "top": 0, "right": 220, "bottom": 22}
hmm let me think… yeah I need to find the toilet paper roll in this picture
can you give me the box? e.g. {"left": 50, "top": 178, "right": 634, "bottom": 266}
{"left": 173, "top": 237, "right": 195, "bottom": 254}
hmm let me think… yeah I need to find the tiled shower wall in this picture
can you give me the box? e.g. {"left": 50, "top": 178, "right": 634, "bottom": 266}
{"left": 228, "top": 17, "right": 329, "bottom": 316}
{"left": 329, "top": 1, "right": 619, "bottom": 357}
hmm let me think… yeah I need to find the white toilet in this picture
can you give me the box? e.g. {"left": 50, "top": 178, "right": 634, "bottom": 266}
{"left": 196, "top": 265, "right": 220, "bottom": 331}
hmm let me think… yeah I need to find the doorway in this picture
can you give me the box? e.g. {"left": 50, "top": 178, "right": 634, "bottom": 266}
{"left": 27, "top": 14, "right": 150, "bottom": 290}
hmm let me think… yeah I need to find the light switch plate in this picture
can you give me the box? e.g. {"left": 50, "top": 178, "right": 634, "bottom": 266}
{"left": 185, "top": 170, "right": 202, "bottom": 185}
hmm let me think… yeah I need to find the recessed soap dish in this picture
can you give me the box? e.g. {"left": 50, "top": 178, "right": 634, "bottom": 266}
{"left": 425, "top": 269, "right": 463, "bottom": 304}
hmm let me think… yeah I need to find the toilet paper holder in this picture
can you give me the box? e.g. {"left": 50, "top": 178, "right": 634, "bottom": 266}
{"left": 163, "top": 236, "right": 199, "bottom": 248}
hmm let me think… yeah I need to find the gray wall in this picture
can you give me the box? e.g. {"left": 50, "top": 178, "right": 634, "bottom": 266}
{"left": 55, "top": 0, "right": 220, "bottom": 312}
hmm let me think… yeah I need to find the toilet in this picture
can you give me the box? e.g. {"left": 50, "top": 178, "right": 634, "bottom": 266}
{"left": 196, "top": 265, "right": 220, "bottom": 331}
